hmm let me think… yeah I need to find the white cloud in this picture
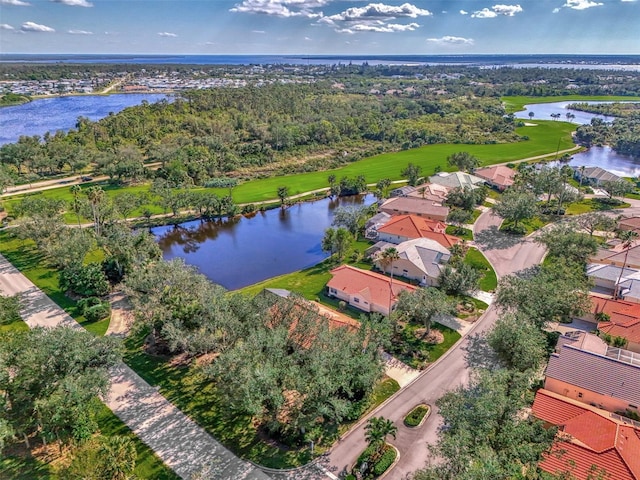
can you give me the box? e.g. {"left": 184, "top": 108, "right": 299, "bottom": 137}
{"left": 323, "top": 3, "right": 431, "bottom": 22}
{"left": 1, "top": 0, "right": 31, "bottom": 6}
{"left": 230, "top": 0, "right": 327, "bottom": 18}
{"left": 620, "top": 0, "right": 637, "bottom": 2}
{"left": 338, "top": 21, "right": 420, "bottom": 33}
{"left": 558, "top": 0, "right": 603, "bottom": 9}
{"left": 252, "top": 30, "right": 266, "bottom": 33}
{"left": 304, "top": 36, "right": 312, "bottom": 40}
{"left": 51, "top": 0, "right": 92, "bottom": 6}
{"left": 21, "top": 21, "right": 55, "bottom": 32}
{"left": 1, "top": 23, "right": 15, "bottom": 30}
{"left": 460, "top": 9, "right": 468, "bottom": 14}
{"left": 472, "top": 4, "right": 523, "bottom": 18}
{"left": 158, "top": 32, "right": 178, "bottom": 37}
{"left": 68, "top": 29, "right": 93, "bottom": 34}
{"left": 427, "top": 35, "right": 474, "bottom": 45}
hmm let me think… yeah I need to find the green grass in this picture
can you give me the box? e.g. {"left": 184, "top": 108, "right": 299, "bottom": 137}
{"left": 0, "top": 231, "right": 109, "bottom": 336}
{"left": 390, "top": 322, "right": 461, "bottom": 370}
{"left": 4, "top": 120, "right": 577, "bottom": 223}
{"left": 463, "top": 248, "right": 498, "bottom": 292}
{"left": 0, "top": 456, "right": 53, "bottom": 480}
{"left": 565, "top": 198, "right": 632, "bottom": 215}
{"left": 500, "top": 216, "right": 548, "bottom": 236}
{"left": 404, "top": 405, "right": 430, "bottom": 427}
{"left": 0, "top": 317, "right": 30, "bottom": 333}
{"left": 502, "top": 95, "right": 640, "bottom": 113}
{"left": 446, "top": 225, "right": 473, "bottom": 241}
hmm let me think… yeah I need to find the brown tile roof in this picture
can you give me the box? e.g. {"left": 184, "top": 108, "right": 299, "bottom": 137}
{"left": 378, "top": 214, "right": 447, "bottom": 236}
{"left": 532, "top": 389, "right": 640, "bottom": 480}
{"left": 591, "top": 243, "right": 640, "bottom": 270}
{"left": 545, "top": 332, "right": 640, "bottom": 407}
{"left": 474, "top": 165, "right": 516, "bottom": 188}
{"left": 327, "top": 265, "right": 416, "bottom": 308}
{"left": 592, "top": 296, "right": 640, "bottom": 344}
{"left": 380, "top": 197, "right": 450, "bottom": 219}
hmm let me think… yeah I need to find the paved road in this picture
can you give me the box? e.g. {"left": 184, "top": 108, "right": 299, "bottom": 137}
{"left": 0, "top": 253, "right": 270, "bottom": 480}
{"left": 320, "top": 209, "right": 546, "bottom": 479}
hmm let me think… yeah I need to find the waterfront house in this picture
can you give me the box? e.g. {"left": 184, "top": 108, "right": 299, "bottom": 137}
{"left": 406, "top": 182, "right": 451, "bottom": 203}
{"left": 428, "top": 171, "right": 485, "bottom": 190}
{"left": 375, "top": 214, "right": 460, "bottom": 249}
{"left": 379, "top": 197, "right": 450, "bottom": 222}
{"left": 532, "top": 388, "right": 640, "bottom": 480}
{"left": 544, "top": 331, "right": 640, "bottom": 415}
{"left": 573, "top": 166, "right": 621, "bottom": 186}
{"left": 326, "top": 265, "right": 416, "bottom": 316}
{"left": 473, "top": 165, "right": 516, "bottom": 191}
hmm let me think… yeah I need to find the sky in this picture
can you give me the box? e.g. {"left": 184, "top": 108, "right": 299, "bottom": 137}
{"left": 0, "top": 0, "right": 638, "bottom": 55}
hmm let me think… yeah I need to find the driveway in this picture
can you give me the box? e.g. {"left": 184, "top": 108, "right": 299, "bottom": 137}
{"left": 0, "top": 254, "right": 270, "bottom": 480}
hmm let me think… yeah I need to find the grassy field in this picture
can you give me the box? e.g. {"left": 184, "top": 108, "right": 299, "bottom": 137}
{"left": 3, "top": 120, "right": 576, "bottom": 220}
{"left": 464, "top": 247, "right": 498, "bottom": 292}
{"left": 503, "top": 95, "right": 640, "bottom": 113}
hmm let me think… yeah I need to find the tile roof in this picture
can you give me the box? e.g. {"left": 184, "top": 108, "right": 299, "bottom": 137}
{"left": 575, "top": 166, "right": 622, "bottom": 183}
{"left": 618, "top": 216, "right": 640, "bottom": 232}
{"left": 429, "top": 171, "right": 485, "bottom": 190}
{"left": 327, "top": 265, "right": 416, "bottom": 308}
{"left": 532, "top": 389, "right": 640, "bottom": 480}
{"left": 591, "top": 244, "right": 640, "bottom": 270}
{"left": 392, "top": 238, "right": 451, "bottom": 279}
{"left": 592, "top": 296, "right": 640, "bottom": 344}
{"left": 545, "top": 332, "right": 640, "bottom": 407}
{"left": 380, "top": 197, "right": 450, "bottom": 218}
{"left": 406, "top": 182, "right": 451, "bottom": 202}
{"left": 473, "top": 165, "right": 516, "bottom": 188}
{"left": 378, "top": 214, "right": 447, "bottom": 236}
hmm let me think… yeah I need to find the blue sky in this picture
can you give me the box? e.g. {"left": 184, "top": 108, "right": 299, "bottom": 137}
{"left": 0, "top": 0, "right": 638, "bottom": 55}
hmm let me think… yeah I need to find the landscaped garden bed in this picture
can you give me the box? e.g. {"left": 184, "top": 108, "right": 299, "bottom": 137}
{"left": 403, "top": 404, "right": 431, "bottom": 428}
{"left": 349, "top": 443, "right": 398, "bottom": 480}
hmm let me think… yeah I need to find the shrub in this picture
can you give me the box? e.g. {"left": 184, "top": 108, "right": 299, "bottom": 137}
{"left": 504, "top": 224, "right": 527, "bottom": 235}
{"left": 203, "top": 177, "right": 239, "bottom": 188}
{"left": 372, "top": 446, "right": 396, "bottom": 476}
{"left": 404, "top": 405, "right": 429, "bottom": 427}
{"left": 59, "top": 263, "right": 110, "bottom": 297}
{"left": 77, "top": 296, "right": 102, "bottom": 314}
{"left": 241, "top": 204, "right": 256, "bottom": 214}
{"left": 84, "top": 303, "right": 111, "bottom": 323}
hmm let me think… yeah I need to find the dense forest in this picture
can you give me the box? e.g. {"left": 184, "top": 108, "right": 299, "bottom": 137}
{"left": 0, "top": 82, "right": 521, "bottom": 186}
{"left": 575, "top": 113, "right": 640, "bottom": 158}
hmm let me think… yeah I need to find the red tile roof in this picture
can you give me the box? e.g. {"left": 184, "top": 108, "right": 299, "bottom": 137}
{"left": 592, "top": 296, "right": 640, "bottom": 344}
{"left": 378, "top": 215, "right": 461, "bottom": 248}
{"left": 474, "top": 165, "right": 516, "bottom": 188}
{"left": 327, "top": 265, "right": 417, "bottom": 308}
{"left": 532, "top": 389, "right": 640, "bottom": 480}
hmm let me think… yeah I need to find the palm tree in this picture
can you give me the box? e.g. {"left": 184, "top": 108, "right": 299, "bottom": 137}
{"left": 614, "top": 230, "right": 639, "bottom": 299}
{"left": 364, "top": 416, "right": 397, "bottom": 460}
{"left": 376, "top": 247, "right": 400, "bottom": 315}
{"left": 85, "top": 185, "right": 105, "bottom": 236}
{"left": 277, "top": 185, "right": 289, "bottom": 209}
{"left": 69, "top": 184, "right": 83, "bottom": 227}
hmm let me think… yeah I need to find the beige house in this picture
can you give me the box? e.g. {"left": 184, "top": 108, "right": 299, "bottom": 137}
{"left": 379, "top": 197, "right": 450, "bottom": 222}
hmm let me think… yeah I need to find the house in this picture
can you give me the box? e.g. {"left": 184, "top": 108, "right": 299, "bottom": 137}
{"left": 590, "top": 296, "right": 640, "bottom": 353}
{"left": 375, "top": 214, "right": 460, "bottom": 249}
{"left": 532, "top": 388, "right": 640, "bottom": 480}
{"left": 619, "top": 216, "right": 640, "bottom": 234}
{"left": 390, "top": 185, "right": 417, "bottom": 197}
{"left": 586, "top": 263, "right": 640, "bottom": 303}
{"left": 573, "top": 166, "right": 621, "bottom": 186}
{"left": 370, "top": 238, "right": 451, "bottom": 286}
{"left": 379, "top": 197, "right": 450, "bottom": 222}
{"left": 326, "top": 265, "right": 417, "bottom": 316}
{"left": 428, "top": 171, "right": 485, "bottom": 190}
{"left": 591, "top": 242, "right": 640, "bottom": 270}
{"left": 473, "top": 165, "right": 516, "bottom": 191}
{"left": 406, "top": 182, "right": 451, "bottom": 203}
{"left": 365, "top": 212, "right": 392, "bottom": 238}
{"left": 544, "top": 331, "right": 640, "bottom": 414}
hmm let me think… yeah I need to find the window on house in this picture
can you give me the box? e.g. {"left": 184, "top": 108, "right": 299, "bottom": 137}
{"left": 353, "top": 298, "right": 360, "bottom": 303}
{"left": 578, "top": 392, "right": 583, "bottom": 398}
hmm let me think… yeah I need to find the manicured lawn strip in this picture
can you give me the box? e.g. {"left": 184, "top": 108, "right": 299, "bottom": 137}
{"left": 404, "top": 405, "right": 430, "bottom": 427}
{"left": 3, "top": 120, "right": 576, "bottom": 219}
{"left": 565, "top": 198, "right": 632, "bottom": 215}
{"left": 0, "top": 456, "right": 53, "bottom": 479}
{"left": 463, "top": 248, "right": 498, "bottom": 291}
{"left": 0, "top": 231, "right": 109, "bottom": 336}
{"left": 502, "top": 95, "right": 640, "bottom": 113}
{"left": 0, "top": 317, "right": 30, "bottom": 333}
{"left": 500, "top": 216, "right": 549, "bottom": 236}
{"left": 445, "top": 226, "right": 473, "bottom": 241}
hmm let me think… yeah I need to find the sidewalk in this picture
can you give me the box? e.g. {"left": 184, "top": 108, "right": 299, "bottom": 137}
{"left": 0, "top": 253, "right": 270, "bottom": 480}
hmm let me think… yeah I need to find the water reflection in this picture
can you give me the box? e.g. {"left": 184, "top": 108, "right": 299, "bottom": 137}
{"left": 551, "top": 146, "right": 640, "bottom": 178}
{"left": 152, "top": 195, "right": 374, "bottom": 290}
{"left": 514, "top": 101, "right": 620, "bottom": 125}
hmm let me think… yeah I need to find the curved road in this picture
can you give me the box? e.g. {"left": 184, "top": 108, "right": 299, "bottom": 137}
{"left": 316, "top": 208, "right": 547, "bottom": 480}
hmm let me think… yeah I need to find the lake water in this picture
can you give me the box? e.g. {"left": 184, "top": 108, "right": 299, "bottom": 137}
{"left": 514, "top": 100, "right": 620, "bottom": 125}
{"left": 0, "top": 93, "right": 168, "bottom": 145}
{"left": 151, "top": 195, "right": 374, "bottom": 290}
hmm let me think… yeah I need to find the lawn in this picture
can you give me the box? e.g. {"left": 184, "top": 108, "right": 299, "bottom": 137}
{"left": 3, "top": 120, "right": 577, "bottom": 222}
{"left": 123, "top": 330, "right": 399, "bottom": 468}
{"left": 446, "top": 225, "right": 473, "bottom": 241}
{"left": 502, "top": 95, "right": 640, "bottom": 113}
{"left": 500, "top": 216, "right": 549, "bottom": 236}
{"left": 463, "top": 248, "right": 498, "bottom": 292}
{"left": 389, "top": 322, "right": 461, "bottom": 370}
{"left": 565, "top": 198, "right": 632, "bottom": 215}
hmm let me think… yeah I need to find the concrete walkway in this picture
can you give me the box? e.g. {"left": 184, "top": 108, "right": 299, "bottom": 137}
{"left": 0, "top": 253, "right": 270, "bottom": 480}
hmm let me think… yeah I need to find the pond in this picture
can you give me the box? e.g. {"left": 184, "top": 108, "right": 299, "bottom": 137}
{"left": 514, "top": 100, "right": 620, "bottom": 125}
{"left": 0, "top": 93, "right": 169, "bottom": 145}
{"left": 151, "top": 194, "right": 375, "bottom": 290}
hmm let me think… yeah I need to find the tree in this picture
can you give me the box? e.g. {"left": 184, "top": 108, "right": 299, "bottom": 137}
{"left": 277, "top": 185, "right": 289, "bottom": 208}
{"left": 495, "top": 260, "right": 592, "bottom": 328}
{"left": 614, "top": 229, "right": 639, "bottom": 299}
{"left": 331, "top": 205, "right": 371, "bottom": 236}
{"left": 0, "top": 293, "right": 21, "bottom": 326}
{"left": 59, "top": 262, "right": 110, "bottom": 297}
{"left": 375, "top": 247, "right": 400, "bottom": 313}
{"left": 438, "top": 263, "right": 481, "bottom": 297}
{"left": 536, "top": 224, "right": 599, "bottom": 265}
{"left": 69, "top": 184, "right": 84, "bottom": 227}
{"left": 601, "top": 178, "right": 634, "bottom": 200}
{"left": 364, "top": 416, "right": 397, "bottom": 459}
{"left": 376, "top": 178, "right": 392, "bottom": 198}
{"left": 321, "top": 227, "right": 351, "bottom": 262}
{"left": 328, "top": 174, "right": 340, "bottom": 198}
{"left": 571, "top": 211, "right": 616, "bottom": 237}
{"left": 394, "top": 287, "right": 456, "bottom": 335}
{"left": 445, "top": 186, "right": 487, "bottom": 211}
{"left": 415, "top": 369, "right": 556, "bottom": 480}
{"left": 485, "top": 313, "right": 548, "bottom": 373}
{"left": 528, "top": 111, "right": 535, "bottom": 120}
{"left": 446, "top": 208, "right": 473, "bottom": 234}
{"left": 0, "top": 327, "right": 119, "bottom": 449}
{"left": 62, "top": 435, "right": 136, "bottom": 480}
{"left": 112, "top": 192, "right": 145, "bottom": 220}
{"left": 491, "top": 189, "right": 538, "bottom": 233}
{"left": 447, "top": 152, "right": 479, "bottom": 172}
{"left": 85, "top": 186, "right": 108, "bottom": 236}
{"left": 401, "top": 163, "right": 422, "bottom": 186}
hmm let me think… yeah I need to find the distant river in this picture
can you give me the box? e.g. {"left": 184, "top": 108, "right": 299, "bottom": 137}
{"left": 0, "top": 93, "right": 168, "bottom": 145}
{"left": 151, "top": 195, "right": 375, "bottom": 291}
